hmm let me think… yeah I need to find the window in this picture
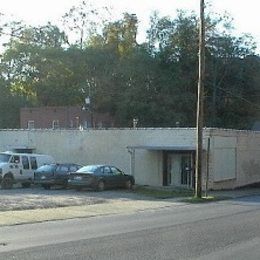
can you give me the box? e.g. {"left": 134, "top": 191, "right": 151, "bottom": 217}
{"left": 57, "top": 165, "right": 69, "bottom": 173}
{"left": 22, "top": 156, "right": 29, "bottom": 169}
{"left": 52, "top": 120, "right": 59, "bottom": 129}
{"left": 70, "top": 165, "right": 80, "bottom": 172}
{"left": 103, "top": 166, "right": 111, "bottom": 175}
{"left": 0, "top": 154, "right": 11, "bottom": 163}
{"left": 10, "top": 155, "right": 20, "bottom": 163}
{"left": 77, "top": 165, "right": 98, "bottom": 174}
{"left": 30, "top": 157, "right": 38, "bottom": 170}
{"left": 27, "top": 120, "right": 35, "bottom": 129}
{"left": 111, "top": 167, "right": 123, "bottom": 176}
{"left": 36, "top": 164, "right": 56, "bottom": 173}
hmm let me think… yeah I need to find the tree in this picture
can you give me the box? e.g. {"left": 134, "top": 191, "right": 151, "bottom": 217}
{"left": 146, "top": 10, "right": 259, "bottom": 129}
{"left": 62, "top": 0, "right": 110, "bottom": 49}
{"left": 0, "top": 9, "right": 259, "bottom": 129}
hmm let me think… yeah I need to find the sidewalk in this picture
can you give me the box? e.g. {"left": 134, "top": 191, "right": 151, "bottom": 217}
{"left": 0, "top": 199, "right": 181, "bottom": 227}
{"left": 209, "top": 187, "right": 260, "bottom": 199}
{"left": 0, "top": 187, "right": 259, "bottom": 227}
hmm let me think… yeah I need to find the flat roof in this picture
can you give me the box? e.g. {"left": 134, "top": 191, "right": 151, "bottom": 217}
{"left": 127, "top": 145, "right": 197, "bottom": 151}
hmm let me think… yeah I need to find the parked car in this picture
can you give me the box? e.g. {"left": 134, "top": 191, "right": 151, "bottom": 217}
{"left": 68, "top": 165, "right": 135, "bottom": 191}
{"left": 34, "top": 163, "right": 82, "bottom": 189}
{"left": 0, "top": 151, "right": 55, "bottom": 189}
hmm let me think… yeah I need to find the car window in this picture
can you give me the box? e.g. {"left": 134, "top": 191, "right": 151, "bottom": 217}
{"left": 36, "top": 164, "right": 56, "bottom": 173}
{"left": 111, "top": 166, "right": 123, "bottom": 176}
{"left": 22, "top": 156, "right": 30, "bottom": 169}
{"left": 57, "top": 165, "right": 69, "bottom": 173}
{"left": 0, "top": 154, "right": 11, "bottom": 163}
{"left": 77, "top": 165, "right": 99, "bottom": 174}
{"left": 30, "top": 157, "right": 38, "bottom": 170}
{"left": 103, "top": 166, "right": 112, "bottom": 175}
{"left": 70, "top": 165, "right": 80, "bottom": 172}
{"left": 10, "top": 155, "right": 20, "bottom": 163}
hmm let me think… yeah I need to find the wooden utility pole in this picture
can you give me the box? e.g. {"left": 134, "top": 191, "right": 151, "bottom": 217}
{"left": 195, "top": 0, "right": 205, "bottom": 198}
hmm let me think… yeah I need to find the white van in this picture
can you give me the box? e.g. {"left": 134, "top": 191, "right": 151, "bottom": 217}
{"left": 0, "top": 151, "right": 55, "bottom": 189}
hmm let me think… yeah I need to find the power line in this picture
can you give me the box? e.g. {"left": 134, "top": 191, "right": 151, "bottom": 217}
{"left": 216, "top": 85, "right": 260, "bottom": 111}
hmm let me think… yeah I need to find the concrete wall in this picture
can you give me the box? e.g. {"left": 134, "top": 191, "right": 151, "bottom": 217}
{"left": 0, "top": 128, "right": 259, "bottom": 189}
{"left": 0, "top": 128, "right": 197, "bottom": 187}
{"left": 206, "top": 129, "right": 260, "bottom": 190}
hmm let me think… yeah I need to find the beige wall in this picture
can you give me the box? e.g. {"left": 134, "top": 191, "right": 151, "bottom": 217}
{"left": 0, "top": 128, "right": 196, "bottom": 187}
{"left": 206, "top": 129, "right": 260, "bottom": 190}
{"left": 0, "top": 128, "right": 259, "bottom": 189}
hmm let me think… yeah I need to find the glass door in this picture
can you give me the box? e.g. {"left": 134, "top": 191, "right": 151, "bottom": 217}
{"left": 180, "top": 154, "right": 193, "bottom": 188}
{"left": 164, "top": 152, "right": 194, "bottom": 188}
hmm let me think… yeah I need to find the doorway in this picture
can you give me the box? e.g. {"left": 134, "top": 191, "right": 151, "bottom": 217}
{"left": 163, "top": 152, "right": 194, "bottom": 189}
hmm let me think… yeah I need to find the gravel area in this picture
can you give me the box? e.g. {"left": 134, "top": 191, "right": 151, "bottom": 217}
{"left": 0, "top": 185, "right": 146, "bottom": 212}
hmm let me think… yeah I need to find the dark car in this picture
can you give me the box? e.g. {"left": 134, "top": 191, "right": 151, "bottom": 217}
{"left": 68, "top": 165, "right": 135, "bottom": 191}
{"left": 34, "top": 163, "right": 82, "bottom": 189}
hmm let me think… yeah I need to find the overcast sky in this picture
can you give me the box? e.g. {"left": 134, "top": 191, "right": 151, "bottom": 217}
{"left": 1, "top": 0, "right": 260, "bottom": 52}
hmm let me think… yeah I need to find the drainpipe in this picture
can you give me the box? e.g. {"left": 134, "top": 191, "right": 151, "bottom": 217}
{"left": 127, "top": 147, "right": 135, "bottom": 177}
{"left": 205, "top": 137, "right": 211, "bottom": 197}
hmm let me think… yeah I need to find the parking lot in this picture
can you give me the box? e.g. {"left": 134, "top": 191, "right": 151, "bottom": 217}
{"left": 0, "top": 185, "right": 148, "bottom": 212}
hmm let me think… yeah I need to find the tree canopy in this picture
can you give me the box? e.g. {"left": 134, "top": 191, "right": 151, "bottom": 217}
{"left": 0, "top": 2, "right": 259, "bottom": 129}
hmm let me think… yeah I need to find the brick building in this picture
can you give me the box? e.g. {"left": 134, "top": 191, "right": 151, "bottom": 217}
{"left": 20, "top": 106, "right": 115, "bottom": 129}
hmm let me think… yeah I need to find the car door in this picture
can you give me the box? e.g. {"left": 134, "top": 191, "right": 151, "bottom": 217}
{"left": 9, "top": 155, "right": 22, "bottom": 180}
{"left": 102, "top": 166, "right": 114, "bottom": 187}
{"left": 21, "top": 155, "right": 33, "bottom": 180}
{"left": 56, "top": 164, "right": 69, "bottom": 185}
{"left": 110, "top": 166, "right": 126, "bottom": 187}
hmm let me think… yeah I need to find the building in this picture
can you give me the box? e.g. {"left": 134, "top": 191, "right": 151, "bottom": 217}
{"left": 0, "top": 128, "right": 259, "bottom": 190}
{"left": 20, "top": 106, "right": 115, "bottom": 129}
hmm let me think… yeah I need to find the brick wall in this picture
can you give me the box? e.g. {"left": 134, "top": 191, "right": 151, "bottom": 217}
{"left": 20, "top": 106, "right": 115, "bottom": 129}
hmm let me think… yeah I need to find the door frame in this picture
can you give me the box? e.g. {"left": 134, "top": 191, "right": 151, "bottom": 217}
{"left": 162, "top": 151, "right": 195, "bottom": 189}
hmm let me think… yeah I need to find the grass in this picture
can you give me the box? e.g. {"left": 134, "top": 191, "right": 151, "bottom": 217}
{"left": 181, "top": 195, "right": 230, "bottom": 203}
{"left": 134, "top": 186, "right": 230, "bottom": 202}
{"left": 134, "top": 185, "right": 193, "bottom": 199}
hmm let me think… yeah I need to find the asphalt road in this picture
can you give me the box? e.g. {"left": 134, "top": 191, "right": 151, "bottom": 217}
{"left": 0, "top": 196, "right": 260, "bottom": 260}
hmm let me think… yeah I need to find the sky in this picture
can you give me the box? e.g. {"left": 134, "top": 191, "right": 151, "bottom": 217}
{"left": 1, "top": 0, "right": 260, "bottom": 52}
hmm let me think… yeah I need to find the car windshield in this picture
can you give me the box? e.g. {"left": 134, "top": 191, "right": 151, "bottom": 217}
{"left": 35, "top": 164, "right": 56, "bottom": 172}
{"left": 0, "top": 154, "right": 11, "bottom": 163}
{"left": 76, "top": 165, "right": 99, "bottom": 174}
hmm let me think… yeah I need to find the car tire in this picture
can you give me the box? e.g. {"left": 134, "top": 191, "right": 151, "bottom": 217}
{"left": 42, "top": 184, "right": 51, "bottom": 190}
{"left": 97, "top": 180, "right": 105, "bottom": 192}
{"left": 1, "top": 175, "right": 13, "bottom": 189}
{"left": 125, "top": 180, "right": 133, "bottom": 190}
{"left": 22, "top": 182, "right": 31, "bottom": 188}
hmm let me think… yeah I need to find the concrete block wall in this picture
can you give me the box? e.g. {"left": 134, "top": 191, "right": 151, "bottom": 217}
{"left": 205, "top": 129, "right": 260, "bottom": 190}
{"left": 0, "top": 128, "right": 259, "bottom": 189}
{"left": 0, "top": 128, "right": 197, "bottom": 186}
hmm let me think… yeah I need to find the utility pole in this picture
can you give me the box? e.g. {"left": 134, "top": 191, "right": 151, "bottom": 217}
{"left": 195, "top": 0, "right": 206, "bottom": 198}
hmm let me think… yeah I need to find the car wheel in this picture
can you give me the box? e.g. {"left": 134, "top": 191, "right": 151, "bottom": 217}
{"left": 97, "top": 180, "right": 105, "bottom": 192}
{"left": 42, "top": 184, "right": 51, "bottom": 190}
{"left": 125, "top": 180, "right": 133, "bottom": 190}
{"left": 1, "top": 176, "right": 13, "bottom": 189}
{"left": 22, "top": 182, "right": 31, "bottom": 188}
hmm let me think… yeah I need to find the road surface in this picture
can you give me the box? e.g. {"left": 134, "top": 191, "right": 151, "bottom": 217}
{"left": 0, "top": 195, "right": 260, "bottom": 259}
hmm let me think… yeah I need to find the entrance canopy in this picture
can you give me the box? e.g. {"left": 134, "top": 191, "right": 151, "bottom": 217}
{"left": 127, "top": 145, "right": 197, "bottom": 151}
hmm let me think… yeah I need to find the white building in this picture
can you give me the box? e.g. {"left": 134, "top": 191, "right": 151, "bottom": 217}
{"left": 0, "top": 128, "right": 259, "bottom": 190}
